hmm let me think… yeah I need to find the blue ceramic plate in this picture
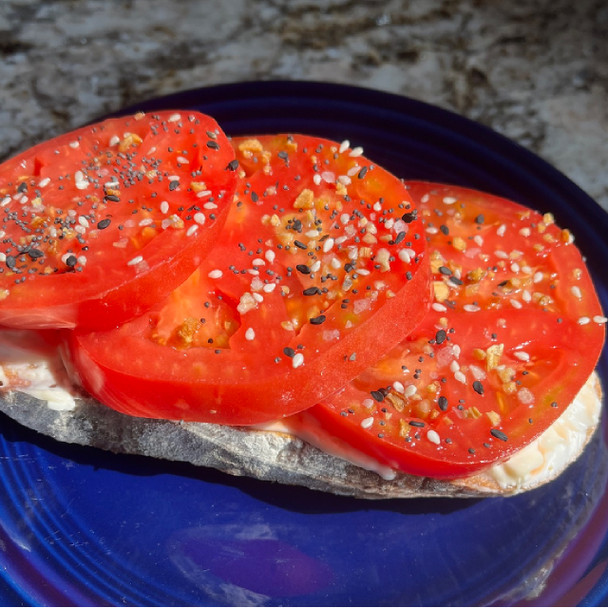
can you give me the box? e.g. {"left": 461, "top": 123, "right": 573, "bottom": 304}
{"left": 1, "top": 81, "right": 607, "bottom": 606}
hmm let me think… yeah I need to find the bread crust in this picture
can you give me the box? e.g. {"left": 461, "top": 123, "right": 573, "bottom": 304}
{"left": 0, "top": 370, "right": 602, "bottom": 499}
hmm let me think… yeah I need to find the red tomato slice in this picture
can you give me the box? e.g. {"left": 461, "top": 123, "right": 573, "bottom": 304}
{"left": 301, "top": 182, "right": 606, "bottom": 478}
{"left": 0, "top": 111, "right": 237, "bottom": 329}
{"left": 65, "top": 134, "right": 430, "bottom": 424}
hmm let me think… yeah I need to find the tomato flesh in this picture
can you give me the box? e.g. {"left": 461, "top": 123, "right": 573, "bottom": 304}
{"left": 66, "top": 135, "right": 430, "bottom": 424}
{"left": 0, "top": 111, "right": 237, "bottom": 329}
{"left": 301, "top": 182, "right": 606, "bottom": 478}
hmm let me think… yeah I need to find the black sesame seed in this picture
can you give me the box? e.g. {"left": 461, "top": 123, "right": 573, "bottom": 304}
{"left": 226, "top": 159, "right": 239, "bottom": 171}
{"left": 27, "top": 248, "right": 44, "bottom": 260}
{"left": 97, "top": 218, "right": 111, "bottom": 230}
{"left": 472, "top": 380, "right": 484, "bottom": 395}
{"left": 309, "top": 315, "right": 326, "bottom": 325}
{"left": 283, "top": 347, "right": 295, "bottom": 358}
{"left": 435, "top": 329, "right": 447, "bottom": 344}
{"left": 490, "top": 428, "right": 508, "bottom": 442}
{"left": 409, "top": 420, "right": 425, "bottom": 428}
{"left": 295, "top": 264, "right": 310, "bottom": 275}
{"left": 437, "top": 396, "right": 448, "bottom": 411}
{"left": 401, "top": 210, "right": 418, "bottom": 223}
{"left": 371, "top": 390, "right": 385, "bottom": 402}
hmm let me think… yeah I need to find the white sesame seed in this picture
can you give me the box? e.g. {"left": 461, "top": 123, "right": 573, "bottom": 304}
{"left": 522, "top": 289, "right": 532, "bottom": 303}
{"left": 186, "top": 225, "right": 198, "bottom": 236}
{"left": 252, "top": 292, "right": 264, "bottom": 303}
{"left": 427, "top": 430, "right": 441, "bottom": 445}
{"left": 578, "top": 316, "right": 591, "bottom": 325}
{"left": 514, "top": 351, "right": 530, "bottom": 361}
{"left": 404, "top": 384, "right": 417, "bottom": 398}
{"left": 454, "top": 370, "right": 467, "bottom": 384}
{"left": 265, "top": 250, "right": 276, "bottom": 263}
{"left": 38, "top": 177, "right": 51, "bottom": 188}
{"left": 160, "top": 201, "right": 170, "bottom": 214}
{"left": 168, "top": 113, "right": 181, "bottom": 123}
{"left": 193, "top": 212, "right": 206, "bottom": 225}
{"left": 245, "top": 328, "right": 255, "bottom": 341}
{"left": 570, "top": 285, "right": 583, "bottom": 300}
{"left": 360, "top": 417, "right": 374, "bottom": 429}
{"left": 362, "top": 398, "right": 375, "bottom": 408}
{"left": 196, "top": 190, "right": 213, "bottom": 198}
{"left": 323, "top": 237, "right": 335, "bottom": 253}
{"left": 263, "top": 282, "right": 277, "bottom": 293}
{"left": 208, "top": 269, "right": 223, "bottom": 279}
{"left": 109, "top": 135, "right": 120, "bottom": 146}
{"left": 349, "top": 146, "right": 364, "bottom": 157}
{"left": 495, "top": 250, "right": 508, "bottom": 259}
{"left": 74, "top": 171, "right": 89, "bottom": 190}
{"left": 442, "top": 196, "right": 457, "bottom": 205}
{"left": 69, "top": 140, "right": 80, "bottom": 149}
{"left": 432, "top": 303, "right": 448, "bottom": 312}
{"left": 292, "top": 353, "right": 305, "bottom": 368}
{"left": 127, "top": 255, "right": 144, "bottom": 266}
{"left": 510, "top": 262, "right": 520, "bottom": 273}
{"left": 78, "top": 216, "right": 90, "bottom": 228}
{"left": 313, "top": 174, "right": 322, "bottom": 185}
{"left": 398, "top": 248, "right": 415, "bottom": 263}
{"left": 347, "top": 165, "right": 360, "bottom": 177}
{"left": 533, "top": 271, "right": 544, "bottom": 283}
{"left": 77, "top": 255, "right": 87, "bottom": 266}
{"left": 463, "top": 304, "right": 480, "bottom": 312}
{"left": 139, "top": 218, "right": 154, "bottom": 227}
{"left": 497, "top": 224, "right": 507, "bottom": 237}
{"left": 177, "top": 156, "right": 189, "bottom": 164}
{"left": 393, "top": 381, "right": 405, "bottom": 394}
{"left": 338, "top": 175, "right": 351, "bottom": 185}
{"left": 420, "top": 193, "right": 430, "bottom": 203}
{"left": 339, "top": 140, "right": 350, "bottom": 154}
{"left": 473, "top": 234, "right": 484, "bottom": 246}
{"left": 594, "top": 315, "right": 608, "bottom": 324}
{"left": 510, "top": 299, "right": 523, "bottom": 309}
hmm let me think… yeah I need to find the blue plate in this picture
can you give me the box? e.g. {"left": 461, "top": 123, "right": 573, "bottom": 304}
{"left": 1, "top": 81, "right": 607, "bottom": 606}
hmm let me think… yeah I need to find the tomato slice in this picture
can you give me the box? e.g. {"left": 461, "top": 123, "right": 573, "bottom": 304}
{"left": 301, "top": 182, "right": 606, "bottom": 478}
{"left": 65, "top": 134, "right": 430, "bottom": 424}
{"left": 0, "top": 111, "right": 237, "bottom": 329}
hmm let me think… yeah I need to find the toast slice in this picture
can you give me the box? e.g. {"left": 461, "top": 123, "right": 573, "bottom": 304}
{"left": 0, "top": 344, "right": 601, "bottom": 499}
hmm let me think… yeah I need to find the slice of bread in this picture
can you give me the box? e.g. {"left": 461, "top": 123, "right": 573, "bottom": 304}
{"left": 0, "top": 360, "right": 601, "bottom": 499}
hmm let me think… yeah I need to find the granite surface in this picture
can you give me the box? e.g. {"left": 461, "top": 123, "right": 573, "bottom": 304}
{"left": 0, "top": 0, "right": 606, "bottom": 211}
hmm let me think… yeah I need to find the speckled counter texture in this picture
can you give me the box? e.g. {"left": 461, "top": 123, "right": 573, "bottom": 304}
{"left": 1, "top": 0, "right": 606, "bottom": 210}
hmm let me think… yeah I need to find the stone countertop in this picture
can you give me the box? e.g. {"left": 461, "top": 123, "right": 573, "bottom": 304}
{"left": 0, "top": 0, "right": 606, "bottom": 211}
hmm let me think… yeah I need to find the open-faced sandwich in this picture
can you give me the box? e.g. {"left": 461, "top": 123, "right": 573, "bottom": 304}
{"left": 0, "top": 113, "right": 605, "bottom": 499}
